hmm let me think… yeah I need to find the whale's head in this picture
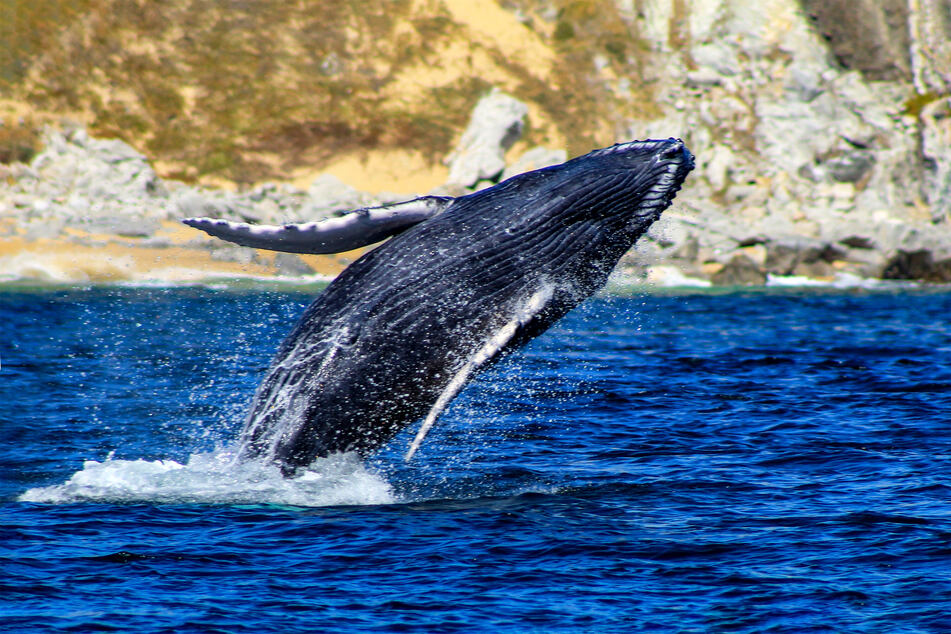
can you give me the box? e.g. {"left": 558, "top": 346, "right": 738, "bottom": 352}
{"left": 454, "top": 137, "right": 694, "bottom": 248}
{"left": 568, "top": 138, "right": 695, "bottom": 224}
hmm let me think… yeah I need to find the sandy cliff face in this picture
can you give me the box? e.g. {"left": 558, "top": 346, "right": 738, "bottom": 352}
{"left": 2, "top": 0, "right": 951, "bottom": 285}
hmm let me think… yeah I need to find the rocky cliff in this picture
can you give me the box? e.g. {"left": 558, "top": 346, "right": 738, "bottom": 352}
{"left": 1, "top": 0, "right": 950, "bottom": 286}
{"left": 621, "top": 0, "right": 951, "bottom": 285}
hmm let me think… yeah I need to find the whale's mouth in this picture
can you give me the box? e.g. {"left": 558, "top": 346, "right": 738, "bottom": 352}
{"left": 591, "top": 137, "right": 692, "bottom": 163}
{"left": 651, "top": 137, "right": 693, "bottom": 168}
{"left": 647, "top": 138, "right": 695, "bottom": 207}
{"left": 591, "top": 138, "right": 695, "bottom": 227}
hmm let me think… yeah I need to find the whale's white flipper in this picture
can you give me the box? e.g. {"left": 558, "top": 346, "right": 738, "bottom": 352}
{"left": 404, "top": 285, "right": 555, "bottom": 461}
{"left": 183, "top": 196, "right": 453, "bottom": 254}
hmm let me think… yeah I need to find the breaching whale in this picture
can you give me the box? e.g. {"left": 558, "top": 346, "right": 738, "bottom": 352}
{"left": 184, "top": 138, "right": 694, "bottom": 472}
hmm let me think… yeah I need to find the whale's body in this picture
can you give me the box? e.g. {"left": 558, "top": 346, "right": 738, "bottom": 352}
{"left": 185, "top": 139, "right": 694, "bottom": 471}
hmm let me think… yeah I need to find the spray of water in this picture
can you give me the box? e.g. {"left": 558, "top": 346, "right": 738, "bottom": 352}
{"left": 18, "top": 448, "right": 395, "bottom": 507}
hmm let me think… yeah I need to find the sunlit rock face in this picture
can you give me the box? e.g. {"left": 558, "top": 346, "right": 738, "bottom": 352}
{"left": 618, "top": 0, "right": 951, "bottom": 284}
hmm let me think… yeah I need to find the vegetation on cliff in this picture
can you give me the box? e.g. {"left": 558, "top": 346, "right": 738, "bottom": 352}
{"left": 1, "top": 0, "right": 659, "bottom": 184}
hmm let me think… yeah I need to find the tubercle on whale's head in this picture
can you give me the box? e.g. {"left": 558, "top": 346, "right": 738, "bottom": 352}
{"left": 585, "top": 137, "right": 693, "bottom": 166}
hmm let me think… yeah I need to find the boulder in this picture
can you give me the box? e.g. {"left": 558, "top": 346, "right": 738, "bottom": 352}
{"left": 762, "top": 237, "right": 847, "bottom": 278}
{"left": 711, "top": 254, "right": 767, "bottom": 286}
{"left": 881, "top": 249, "right": 951, "bottom": 282}
{"left": 306, "top": 174, "right": 374, "bottom": 215}
{"left": 798, "top": 0, "right": 912, "bottom": 81}
{"left": 445, "top": 90, "right": 529, "bottom": 189}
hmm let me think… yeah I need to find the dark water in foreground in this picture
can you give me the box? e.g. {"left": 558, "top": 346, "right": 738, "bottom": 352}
{"left": 2, "top": 286, "right": 951, "bottom": 632}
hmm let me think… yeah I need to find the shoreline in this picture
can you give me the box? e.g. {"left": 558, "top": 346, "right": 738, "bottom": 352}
{"left": 4, "top": 99, "right": 951, "bottom": 291}
{"left": 0, "top": 215, "right": 938, "bottom": 295}
{"left": 0, "top": 232, "right": 933, "bottom": 298}
{"left": 0, "top": 220, "right": 360, "bottom": 287}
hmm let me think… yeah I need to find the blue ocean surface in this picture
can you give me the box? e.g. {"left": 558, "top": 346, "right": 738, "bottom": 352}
{"left": 2, "top": 285, "right": 951, "bottom": 632}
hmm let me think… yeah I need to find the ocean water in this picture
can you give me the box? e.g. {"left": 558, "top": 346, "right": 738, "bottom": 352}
{"left": 2, "top": 285, "right": 951, "bottom": 632}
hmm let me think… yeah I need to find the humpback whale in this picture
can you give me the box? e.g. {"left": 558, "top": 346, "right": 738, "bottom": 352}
{"left": 184, "top": 138, "right": 694, "bottom": 472}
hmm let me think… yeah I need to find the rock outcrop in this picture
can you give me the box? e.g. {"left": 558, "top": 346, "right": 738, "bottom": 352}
{"left": 445, "top": 90, "right": 529, "bottom": 191}
{"left": 617, "top": 0, "right": 951, "bottom": 285}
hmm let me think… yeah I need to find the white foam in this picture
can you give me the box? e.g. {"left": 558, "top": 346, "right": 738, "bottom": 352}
{"left": 124, "top": 270, "right": 336, "bottom": 287}
{"left": 645, "top": 265, "right": 712, "bottom": 288}
{"left": 765, "top": 274, "right": 831, "bottom": 288}
{"left": 18, "top": 450, "right": 395, "bottom": 507}
{"left": 766, "top": 272, "right": 921, "bottom": 290}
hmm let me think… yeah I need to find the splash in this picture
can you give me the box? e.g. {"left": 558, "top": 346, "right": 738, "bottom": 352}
{"left": 18, "top": 449, "right": 395, "bottom": 507}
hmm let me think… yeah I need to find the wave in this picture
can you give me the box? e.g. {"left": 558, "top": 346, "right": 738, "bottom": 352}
{"left": 18, "top": 449, "right": 395, "bottom": 507}
{"left": 766, "top": 272, "right": 920, "bottom": 290}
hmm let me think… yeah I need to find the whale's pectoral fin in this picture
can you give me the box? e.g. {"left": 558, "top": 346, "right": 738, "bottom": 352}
{"left": 404, "top": 285, "right": 555, "bottom": 461}
{"left": 182, "top": 196, "right": 454, "bottom": 255}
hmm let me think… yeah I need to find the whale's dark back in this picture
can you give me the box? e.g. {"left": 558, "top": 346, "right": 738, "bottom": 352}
{"left": 238, "top": 139, "right": 694, "bottom": 469}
